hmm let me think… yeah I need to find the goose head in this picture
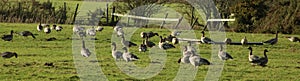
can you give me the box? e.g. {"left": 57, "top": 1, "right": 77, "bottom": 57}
{"left": 264, "top": 49, "right": 268, "bottom": 52}
{"left": 247, "top": 47, "right": 252, "bottom": 50}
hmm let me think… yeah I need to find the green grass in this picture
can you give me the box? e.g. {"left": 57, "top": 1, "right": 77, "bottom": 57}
{"left": 0, "top": 22, "right": 300, "bottom": 81}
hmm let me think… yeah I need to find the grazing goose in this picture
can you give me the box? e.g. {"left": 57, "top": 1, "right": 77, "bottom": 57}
{"left": 81, "top": 40, "right": 91, "bottom": 57}
{"left": 224, "top": 38, "right": 232, "bottom": 44}
{"left": 286, "top": 36, "right": 300, "bottom": 42}
{"left": 145, "top": 36, "right": 156, "bottom": 48}
{"left": 189, "top": 53, "right": 210, "bottom": 67}
{"left": 19, "top": 31, "right": 36, "bottom": 39}
{"left": 37, "top": 23, "right": 43, "bottom": 32}
{"left": 139, "top": 40, "right": 147, "bottom": 52}
{"left": 200, "top": 31, "right": 214, "bottom": 44}
{"left": 263, "top": 31, "right": 278, "bottom": 45}
{"left": 111, "top": 42, "right": 123, "bottom": 61}
{"left": 1, "top": 52, "right": 18, "bottom": 58}
{"left": 1, "top": 30, "right": 13, "bottom": 41}
{"left": 158, "top": 36, "right": 175, "bottom": 50}
{"left": 122, "top": 47, "right": 139, "bottom": 62}
{"left": 86, "top": 27, "right": 96, "bottom": 36}
{"left": 55, "top": 26, "right": 63, "bottom": 31}
{"left": 96, "top": 26, "right": 104, "bottom": 32}
{"left": 247, "top": 47, "right": 260, "bottom": 63}
{"left": 121, "top": 35, "right": 137, "bottom": 47}
{"left": 44, "top": 27, "right": 51, "bottom": 34}
{"left": 241, "top": 36, "right": 248, "bottom": 45}
{"left": 218, "top": 44, "right": 233, "bottom": 60}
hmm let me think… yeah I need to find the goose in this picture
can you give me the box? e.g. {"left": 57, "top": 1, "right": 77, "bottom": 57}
{"left": 247, "top": 47, "right": 260, "bottom": 63}
{"left": 19, "top": 31, "right": 36, "bottom": 39}
{"left": 140, "top": 32, "right": 147, "bottom": 38}
{"left": 171, "top": 31, "right": 181, "bottom": 37}
{"left": 37, "top": 22, "right": 43, "bottom": 32}
{"left": 51, "top": 24, "right": 57, "bottom": 30}
{"left": 218, "top": 44, "right": 233, "bottom": 60}
{"left": 200, "top": 31, "right": 214, "bottom": 44}
{"left": 158, "top": 36, "right": 175, "bottom": 50}
{"left": 81, "top": 40, "right": 91, "bottom": 57}
{"left": 165, "top": 35, "right": 176, "bottom": 42}
{"left": 256, "top": 49, "right": 269, "bottom": 66}
{"left": 122, "top": 47, "right": 139, "bottom": 62}
{"left": 145, "top": 36, "right": 156, "bottom": 48}
{"left": 1, "top": 52, "right": 17, "bottom": 58}
{"left": 147, "top": 31, "right": 159, "bottom": 38}
{"left": 241, "top": 36, "right": 248, "bottom": 45}
{"left": 189, "top": 53, "right": 210, "bottom": 67}
{"left": 1, "top": 30, "right": 13, "bottom": 41}
{"left": 44, "top": 27, "right": 51, "bottom": 34}
{"left": 86, "top": 27, "right": 96, "bottom": 36}
{"left": 263, "top": 31, "right": 278, "bottom": 45}
{"left": 286, "top": 36, "right": 300, "bottom": 42}
{"left": 116, "top": 27, "right": 124, "bottom": 37}
{"left": 111, "top": 42, "right": 123, "bottom": 61}
{"left": 96, "top": 26, "right": 104, "bottom": 32}
{"left": 139, "top": 40, "right": 147, "bottom": 52}
{"left": 172, "top": 38, "right": 179, "bottom": 44}
{"left": 224, "top": 38, "right": 232, "bottom": 44}
{"left": 182, "top": 46, "right": 193, "bottom": 57}
{"left": 121, "top": 35, "right": 137, "bottom": 47}
{"left": 55, "top": 26, "right": 63, "bottom": 31}
{"left": 73, "top": 26, "right": 85, "bottom": 34}
{"left": 178, "top": 55, "right": 190, "bottom": 64}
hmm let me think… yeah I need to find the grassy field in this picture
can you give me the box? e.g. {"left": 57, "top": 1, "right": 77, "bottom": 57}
{"left": 0, "top": 22, "right": 300, "bottom": 81}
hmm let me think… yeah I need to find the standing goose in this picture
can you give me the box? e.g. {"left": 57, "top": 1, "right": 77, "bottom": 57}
{"left": 263, "top": 31, "right": 278, "bottom": 45}
{"left": 122, "top": 47, "right": 139, "bottom": 62}
{"left": 111, "top": 42, "right": 123, "bottom": 61}
{"left": 158, "top": 36, "right": 175, "bottom": 50}
{"left": 139, "top": 40, "right": 147, "bottom": 52}
{"left": 218, "top": 44, "right": 233, "bottom": 60}
{"left": 37, "top": 22, "right": 43, "bottom": 32}
{"left": 44, "top": 27, "right": 51, "bottom": 34}
{"left": 145, "top": 36, "right": 156, "bottom": 48}
{"left": 1, "top": 30, "right": 13, "bottom": 41}
{"left": 224, "top": 38, "right": 232, "bottom": 44}
{"left": 241, "top": 36, "right": 248, "bottom": 45}
{"left": 81, "top": 40, "right": 91, "bottom": 57}
{"left": 19, "top": 31, "right": 36, "bottom": 39}
{"left": 200, "top": 31, "right": 214, "bottom": 44}
{"left": 247, "top": 47, "right": 260, "bottom": 63}
{"left": 121, "top": 35, "right": 137, "bottom": 48}
{"left": 286, "top": 36, "right": 300, "bottom": 42}
{"left": 1, "top": 52, "right": 18, "bottom": 58}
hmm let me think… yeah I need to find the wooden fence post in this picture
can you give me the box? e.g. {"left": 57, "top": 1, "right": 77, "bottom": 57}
{"left": 160, "top": 13, "right": 168, "bottom": 29}
{"left": 174, "top": 16, "right": 183, "bottom": 29}
{"left": 72, "top": 3, "right": 79, "bottom": 25}
{"left": 111, "top": 6, "right": 115, "bottom": 25}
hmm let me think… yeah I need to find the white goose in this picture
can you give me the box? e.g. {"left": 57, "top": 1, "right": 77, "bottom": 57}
{"left": 241, "top": 36, "right": 248, "bottom": 45}
{"left": 218, "top": 44, "right": 233, "bottom": 60}
{"left": 111, "top": 42, "right": 123, "bottom": 61}
{"left": 122, "top": 47, "right": 139, "bottom": 62}
{"left": 81, "top": 40, "right": 91, "bottom": 57}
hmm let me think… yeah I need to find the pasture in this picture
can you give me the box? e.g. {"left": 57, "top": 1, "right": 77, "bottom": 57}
{"left": 0, "top": 23, "right": 300, "bottom": 81}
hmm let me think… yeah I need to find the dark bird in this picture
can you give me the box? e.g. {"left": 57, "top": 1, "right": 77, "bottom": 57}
{"left": 263, "top": 31, "right": 278, "bottom": 45}
{"left": 139, "top": 40, "right": 147, "bottom": 52}
{"left": 158, "top": 36, "right": 175, "bottom": 50}
{"left": 140, "top": 31, "right": 159, "bottom": 38}
{"left": 1, "top": 30, "right": 14, "bottom": 41}
{"left": 200, "top": 31, "right": 214, "bottom": 44}
{"left": 1, "top": 52, "right": 18, "bottom": 58}
{"left": 19, "top": 31, "right": 36, "bottom": 39}
{"left": 286, "top": 36, "right": 300, "bottom": 42}
{"left": 145, "top": 36, "right": 156, "bottom": 48}
{"left": 44, "top": 62, "right": 54, "bottom": 67}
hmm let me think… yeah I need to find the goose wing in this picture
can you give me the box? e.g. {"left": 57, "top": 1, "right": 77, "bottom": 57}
{"left": 199, "top": 58, "right": 211, "bottom": 65}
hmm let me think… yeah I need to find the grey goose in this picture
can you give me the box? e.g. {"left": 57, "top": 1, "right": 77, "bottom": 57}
{"left": 111, "top": 42, "right": 123, "bottom": 61}
{"left": 19, "top": 31, "right": 36, "bottom": 39}
{"left": 263, "top": 31, "right": 278, "bottom": 45}
{"left": 1, "top": 52, "right": 18, "bottom": 58}
{"left": 122, "top": 47, "right": 139, "bottom": 62}
{"left": 81, "top": 40, "right": 91, "bottom": 57}
{"left": 218, "top": 44, "right": 233, "bottom": 60}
